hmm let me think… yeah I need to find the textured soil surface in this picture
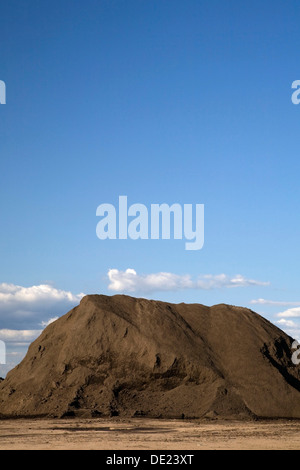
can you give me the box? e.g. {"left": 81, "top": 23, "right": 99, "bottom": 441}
{"left": 0, "top": 294, "right": 300, "bottom": 419}
{"left": 1, "top": 418, "right": 300, "bottom": 450}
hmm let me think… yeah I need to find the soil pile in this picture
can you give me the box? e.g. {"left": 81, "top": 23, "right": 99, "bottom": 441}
{"left": 0, "top": 295, "right": 299, "bottom": 419}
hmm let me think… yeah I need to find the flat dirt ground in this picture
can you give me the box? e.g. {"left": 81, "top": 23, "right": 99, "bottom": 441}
{"left": 0, "top": 418, "right": 300, "bottom": 450}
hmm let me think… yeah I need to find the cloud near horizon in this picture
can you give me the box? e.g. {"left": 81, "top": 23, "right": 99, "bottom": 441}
{"left": 277, "top": 307, "right": 300, "bottom": 319}
{"left": 107, "top": 269, "right": 270, "bottom": 294}
{"left": 275, "top": 318, "right": 300, "bottom": 342}
{"left": 248, "top": 300, "right": 300, "bottom": 341}
{"left": 0, "top": 283, "right": 85, "bottom": 329}
{"left": 0, "top": 283, "right": 84, "bottom": 307}
{"left": 276, "top": 318, "right": 298, "bottom": 328}
{"left": 0, "top": 329, "right": 42, "bottom": 343}
{"left": 247, "top": 299, "right": 300, "bottom": 341}
{"left": 251, "top": 299, "right": 300, "bottom": 307}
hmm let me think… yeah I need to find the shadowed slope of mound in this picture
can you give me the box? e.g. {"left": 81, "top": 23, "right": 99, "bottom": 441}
{"left": 0, "top": 295, "right": 300, "bottom": 419}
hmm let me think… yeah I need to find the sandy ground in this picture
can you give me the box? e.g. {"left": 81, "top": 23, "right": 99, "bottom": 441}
{"left": 0, "top": 418, "right": 300, "bottom": 450}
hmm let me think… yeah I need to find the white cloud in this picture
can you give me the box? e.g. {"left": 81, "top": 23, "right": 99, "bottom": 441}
{"left": 251, "top": 299, "right": 300, "bottom": 306}
{"left": 277, "top": 307, "right": 300, "bottom": 318}
{"left": 276, "top": 319, "right": 298, "bottom": 328}
{"left": 250, "top": 302, "right": 300, "bottom": 342}
{"left": 0, "top": 329, "right": 42, "bottom": 343}
{"left": 0, "top": 283, "right": 85, "bottom": 329}
{"left": 275, "top": 321, "right": 300, "bottom": 342}
{"left": 274, "top": 315, "right": 300, "bottom": 342}
{"left": 107, "top": 269, "right": 270, "bottom": 294}
{"left": 40, "top": 317, "right": 59, "bottom": 328}
{"left": 0, "top": 283, "right": 84, "bottom": 309}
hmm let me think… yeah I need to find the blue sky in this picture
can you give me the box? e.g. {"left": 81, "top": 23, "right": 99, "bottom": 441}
{"left": 1, "top": 0, "right": 300, "bottom": 375}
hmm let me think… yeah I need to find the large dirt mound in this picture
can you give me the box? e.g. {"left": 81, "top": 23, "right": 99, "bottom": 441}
{"left": 0, "top": 295, "right": 300, "bottom": 419}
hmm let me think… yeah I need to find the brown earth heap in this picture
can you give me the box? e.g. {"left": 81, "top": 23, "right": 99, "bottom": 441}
{"left": 0, "top": 295, "right": 300, "bottom": 419}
